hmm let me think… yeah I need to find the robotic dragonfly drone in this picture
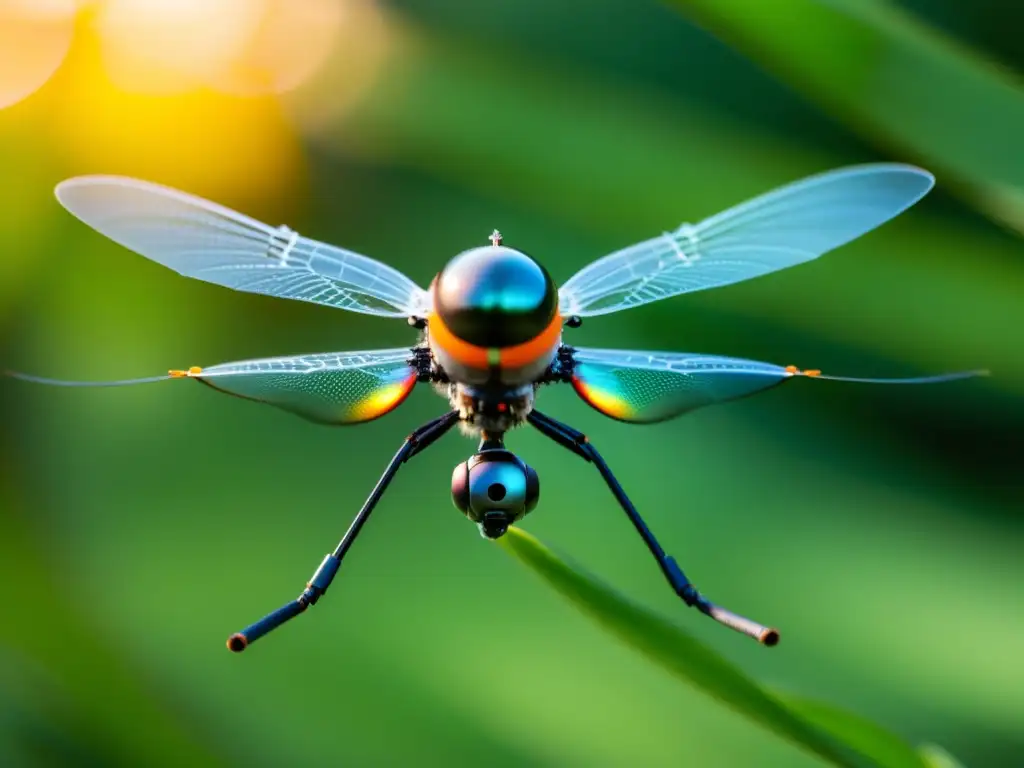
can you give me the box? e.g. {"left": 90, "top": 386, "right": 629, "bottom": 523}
{"left": 7, "top": 165, "right": 986, "bottom": 651}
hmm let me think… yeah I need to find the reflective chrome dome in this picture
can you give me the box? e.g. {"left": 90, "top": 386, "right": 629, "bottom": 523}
{"left": 434, "top": 245, "right": 557, "bottom": 348}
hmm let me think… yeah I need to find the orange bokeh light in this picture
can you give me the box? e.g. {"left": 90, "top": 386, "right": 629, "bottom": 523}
{"left": 95, "top": 0, "right": 263, "bottom": 94}
{"left": 211, "top": 0, "right": 345, "bottom": 97}
{"left": 94, "top": 0, "right": 348, "bottom": 97}
{"left": 280, "top": 0, "right": 395, "bottom": 135}
{"left": 0, "top": 0, "right": 78, "bottom": 109}
{"left": 1, "top": 0, "right": 396, "bottom": 227}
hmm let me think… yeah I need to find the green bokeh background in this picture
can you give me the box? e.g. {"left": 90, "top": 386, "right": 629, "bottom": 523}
{"left": 1, "top": 1, "right": 1021, "bottom": 766}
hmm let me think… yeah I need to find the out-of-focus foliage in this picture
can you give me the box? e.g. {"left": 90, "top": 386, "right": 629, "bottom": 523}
{"left": 1, "top": 1, "right": 1021, "bottom": 766}
{"left": 500, "top": 528, "right": 932, "bottom": 768}
{"left": 664, "top": 0, "right": 1024, "bottom": 232}
{"left": 919, "top": 744, "right": 968, "bottom": 768}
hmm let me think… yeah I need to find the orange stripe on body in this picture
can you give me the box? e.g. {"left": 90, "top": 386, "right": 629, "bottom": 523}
{"left": 429, "top": 310, "right": 562, "bottom": 371}
{"left": 499, "top": 311, "right": 562, "bottom": 368}
{"left": 428, "top": 311, "right": 491, "bottom": 368}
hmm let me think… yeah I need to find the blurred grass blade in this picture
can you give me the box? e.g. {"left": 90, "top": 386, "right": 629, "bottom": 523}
{"left": 918, "top": 744, "right": 967, "bottom": 768}
{"left": 0, "top": 474, "right": 227, "bottom": 767}
{"left": 662, "top": 0, "right": 1024, "bottom": 232}
{"left": 776, "top": 693, "right": 933, "bottom": 768}
{"left": 498, "top": 527, "right": 932, "bottom": 768}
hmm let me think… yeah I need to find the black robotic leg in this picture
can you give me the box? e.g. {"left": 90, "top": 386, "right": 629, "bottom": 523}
{"left": 227, "top": 410, "right": 461, "bottom": 652}
{"left": 527, "top": 410, "right": 778, "bottom": 646}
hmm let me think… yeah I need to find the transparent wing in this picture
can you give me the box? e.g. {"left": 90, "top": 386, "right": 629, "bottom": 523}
{"left": 55, "top": 176, "right": 433, "bottom": 318}
{"left": 194, "top": 348, "right": 419, "bottom": 424}
{"left": 559, "top": 164, "right": 934, "bottom": 317}
{"left": 6, "top": 348, "right": 419, "bottom": 425}
{"left": 569, "top": 347, "right": 986, "bottom": 424}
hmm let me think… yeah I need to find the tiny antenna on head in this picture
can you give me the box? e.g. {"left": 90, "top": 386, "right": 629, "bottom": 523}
{"left": 489, "top": 229, "right": 503, "bottom": 246}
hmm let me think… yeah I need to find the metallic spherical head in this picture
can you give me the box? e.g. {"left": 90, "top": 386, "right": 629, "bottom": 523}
{"left": 434, "top": 245, "right": 557, "bottom": 348}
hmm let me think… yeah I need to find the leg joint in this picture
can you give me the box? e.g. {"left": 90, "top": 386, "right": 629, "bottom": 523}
{"left": 301, "top": 553, "right": 342, "bottom": 605}
{"left": 663, "top": 555, "right": 700, "bottom": 607}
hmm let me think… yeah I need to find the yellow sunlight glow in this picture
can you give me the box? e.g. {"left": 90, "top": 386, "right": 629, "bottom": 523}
{"left": 50, "top": 31, "right": 306, "bottom": 200}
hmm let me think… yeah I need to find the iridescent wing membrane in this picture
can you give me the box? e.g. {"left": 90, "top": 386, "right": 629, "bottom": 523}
{"left": 558, "top": 164, "right": 934, "bottom": 317}
{"left": 7, "top": 176, "right": 437, "bottom": 424}
{"left": 559, "top": 165, "right": 984, "bottom": 420}
{"left": 56, "top": 176, "right": 433, "bottom": 317}
{"left": 194, "top": 350, "right": 418, "bottom": 424}
{"left": 569, "top": 348, "right": 984, "bottom": 423}
{"left": 7, "top": 349, "right": 419, "bottom": 426}
{"left": 570, "top": 350, "right": 790, "bottom": 423}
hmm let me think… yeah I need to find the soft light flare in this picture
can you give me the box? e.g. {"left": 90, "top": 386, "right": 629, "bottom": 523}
{"left": 211, "top": 0, "right": 344, "bottom": 97}
{"left": 50, "top": 36, "right": 305, "bottom": 201}
{"left": 95, "top": 0, "right": 346, "bottom": 97}
{"left": 96, "top": 0, "right": 261, "bottom": 94}
{"left": 0, "top": 0, "right": 77, "bottom": 108}
{"left": 280, "top": 0, "right": 394, "bottom": 134}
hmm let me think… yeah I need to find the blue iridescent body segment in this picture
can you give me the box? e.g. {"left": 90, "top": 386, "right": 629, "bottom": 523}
{"left": 433, "top": 245, "right": 557, "bottom": 348}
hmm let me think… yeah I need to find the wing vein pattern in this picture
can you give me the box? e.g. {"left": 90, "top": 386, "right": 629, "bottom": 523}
{"left": 558, "top": 164, "right": 934, "bottom": 317}
{"left": 194, "top": 348, "right": 419, "bottom": 425}
{"left": 55, "top": 176, "right": 433, "bottom": 317}
{"left": 568, "top": 346, "right": 984, "bottom": 423}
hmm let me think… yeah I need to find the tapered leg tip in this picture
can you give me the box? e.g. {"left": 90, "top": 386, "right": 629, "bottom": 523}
{"left": 227, "top": 633, "right": 248, "bottom": 653}
{"left": 760, "top": 628, "right": 781, "bottom": 647}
